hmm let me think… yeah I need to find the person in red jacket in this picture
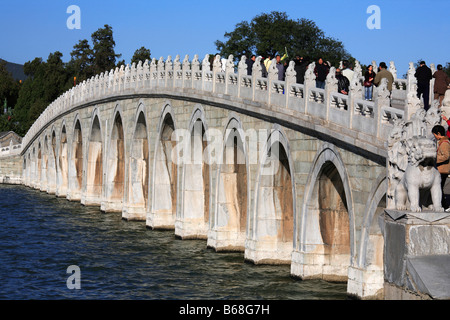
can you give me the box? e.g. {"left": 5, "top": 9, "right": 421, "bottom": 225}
{"left": 442, "top": 115, "right": 450, "bottom": 139}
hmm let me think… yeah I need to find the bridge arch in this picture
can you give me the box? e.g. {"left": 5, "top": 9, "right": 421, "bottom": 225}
{"left": 247, "top": 126, "right": 296, "bottom": 264}
{"left": 41, "top": 135, "right": 49, "bottom": 191}
{"left": 103, "top": 105, "right": 126, "bottom": 212}
{"left": 177, "top": 106, "right": 211, "bottom": 239}
{"left": 83, "top": 108, "right": 104, "bottom": 206}
{"left": 68, "top": 114, "right": 83, "bottom": 201}
{"left": 347, "top": 173, "right": 387, "bottom": 298}
{"left": 294, "top": 142, "right": 355, "bottom": 281}
{"left": 57, "top": 122, "right": 69, "bottom": 197}
{"left": 149, "top": 103, "right": 178, "bottom": 229}
{"left": 37, "top": 141, "right": 42, "bottom": 188}
{"left": 46, "top": 127, "right": 57, "bottom": 194}
{"left": 124, "top": 102, "right": 150, "bottom": 221}
{"left": 209, "top": 115, "right": 249, "bottom": 251}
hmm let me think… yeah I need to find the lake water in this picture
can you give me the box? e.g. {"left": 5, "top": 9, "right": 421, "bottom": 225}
{"left": 0, "top": 184, "right": 347, "bottom": 300}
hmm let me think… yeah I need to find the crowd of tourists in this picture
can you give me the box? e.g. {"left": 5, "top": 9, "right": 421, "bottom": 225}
{"left": 241, "top": 54, "right": 450, "bottom": 109}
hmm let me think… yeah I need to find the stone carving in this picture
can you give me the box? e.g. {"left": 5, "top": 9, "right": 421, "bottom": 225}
{"left": 389, "top": 61, "right": 397, "bottom": 80}
{"left": 212, "top": 55, "right": 222, "bottom": 73}
{"left": 284, "top": 61, "right": 296, "bottom": 83}
{"left": 252, "top": 56, "right": 263, "bottom": 78}
{"left": 387, "top": 108, "right": 444, "bottom": 212}
{"left": 325, "top": 66, "right": 338, "bottom": 93}
{"left": 304, "top": 62, "right": 316, "bottom": 84}
{"left": 238, "top": 56, "right": 247, "bottom": 75}
{"left": 225, "top": 55, "right": 235, "bottom": 74}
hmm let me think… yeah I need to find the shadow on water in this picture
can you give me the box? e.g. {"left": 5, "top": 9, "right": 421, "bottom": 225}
{"left": 0, "top": 184, "right": 347, "bottom": 300}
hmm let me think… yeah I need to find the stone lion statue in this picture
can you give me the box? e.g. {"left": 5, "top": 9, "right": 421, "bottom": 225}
{"left": 395, "top": 136, "right": 444, "bottom": 212}
{"left": 388, "top": 108, "right": 445, "bottom": 212}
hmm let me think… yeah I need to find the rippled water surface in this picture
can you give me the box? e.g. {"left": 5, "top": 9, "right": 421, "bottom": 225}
{"left": 0, "top": 185, "right": 347, "bottom": 300}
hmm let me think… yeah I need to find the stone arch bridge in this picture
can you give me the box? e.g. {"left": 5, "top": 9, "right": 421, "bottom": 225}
{"left": 16, "top": 54, "right": 422, "bottom": 299}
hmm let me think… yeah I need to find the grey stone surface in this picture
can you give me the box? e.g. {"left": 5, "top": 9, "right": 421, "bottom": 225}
{"left": 407, "top": 255, "right": 450, "bottom": 299}
{"left": 384, "top": 220, "right": 406, "bottom": 286}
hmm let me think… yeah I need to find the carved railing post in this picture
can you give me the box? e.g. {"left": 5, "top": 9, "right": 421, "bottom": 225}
{"left": 173, "top": 55, "right": 182, "bottom": 88}
{"left": 405, "top": 62, "right": 421, "bottom": 120}
{"left": 251, "top": 56, "right": 263, "bottom": 100}
{"left": 137, "top": 61, "right": 144, "bottom": 90}
{"left": 150, "top": 58, "right": 157, "bottom": 88}
{"left": 237, "top": 56, "right": 247, "bottom": 98}
{"left": 284, "top": 61, "right": 296, "bottom": 108}
{"left": 166, "top": 56, "right": 174, "bottom": 88}
{"left": 130, "top": 62, "right": 137, "bottom": 91}
{"left": 389, "top": 61, "right": 397, "bottom": 81}
{"left": 349, "top": 61, "right": 363, "bottom": 128}
{"left": 124, "top": 65, "right": 130, "bottom": 91}
{"left": 267, "top": 58, "right": 278, "bottom": 105}
{"left": 303, "top": 62, "right": 316, "bottom": 114}
{"left": 143, "top": 59, "right": 150, "bottom": 89}
{"left": 157, "top": 57, "right": 165, "bottom": 88}
{"left": 182, "top": 55, "right": 191, "bottom": 89}
{"left": 202, "top": 54, "right": 212, "bottom": 92}
{"left": 325, "top": 66, "right": 338, "bottom": 120}
{"left": 375, "top": 78, "right": 391, "bottom": 138}
{"left": 225, "top": 55, "right": 236, "bottom": 95}
{"left": 212, "top": 54, "right": 222, "bottom": 93}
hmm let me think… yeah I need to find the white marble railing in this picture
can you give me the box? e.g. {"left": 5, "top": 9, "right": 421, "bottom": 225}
{"left": 21, "top": 54, "right": 415, "bottom": 152}
{"left": 0, "top": 143, "right": 23, "bottom": 157}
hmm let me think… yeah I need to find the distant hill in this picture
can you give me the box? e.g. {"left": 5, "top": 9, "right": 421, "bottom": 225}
{"left": 0, "top": 59, "right": 27, "bottom": 82}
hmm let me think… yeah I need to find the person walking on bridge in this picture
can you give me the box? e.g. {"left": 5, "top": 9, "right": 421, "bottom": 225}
{"left": 415, "top": 61, "right": 433, "bottom": 111}
{"left": 433, "top": 64, "right": 450, "bottom": 107}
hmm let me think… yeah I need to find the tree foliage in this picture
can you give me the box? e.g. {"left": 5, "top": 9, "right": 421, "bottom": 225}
{"left": 131, "top": 46, "right": 151, "bottom": 65}
{"left": 1, "top": 24, "right": 128, "bottom": 135}
{"left": 215, "top": 11, "right": 352, "bottom": 66}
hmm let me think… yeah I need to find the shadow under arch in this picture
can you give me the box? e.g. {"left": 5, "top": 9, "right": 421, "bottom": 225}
{"left": 177, "top": 106, "right": 212, "bottom": 239}
{"left": 246, "top": 126, "right": 296, "bottom": 264}
{"left": 149, "top": 103, "right": 177, "bottom": 229}
{"left": 103, "top": 106, "right": 126, "bottom": 212}
{"left": 82, "top": 109, "right": 103, "bottom": 207}
{"left": 292, "top": 142, "right": 355, "bottom": 282}
{"left": 124, "top": 103, "right": 150, "bottom": 221}
{"left": 208, "top": 116, "right": 249, "bottom": 252}
{"left": 68, "top": 115, "right": 83, "bottom": 201}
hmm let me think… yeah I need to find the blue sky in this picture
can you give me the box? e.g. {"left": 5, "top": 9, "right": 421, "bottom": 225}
{"left": 1, "top": 0, "right": 449, "bottom": 77}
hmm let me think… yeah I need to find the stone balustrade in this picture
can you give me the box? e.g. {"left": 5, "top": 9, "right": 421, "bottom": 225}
{"left": 20, "top": 55, "right": 415, "bottom": 154}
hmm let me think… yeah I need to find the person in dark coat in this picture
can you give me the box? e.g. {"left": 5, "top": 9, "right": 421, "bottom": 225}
{"left": 246, "top": 55, "right": 256, "bottom": 76}
{"left": 415, "top": 61, "right": 433, "bottom": 110}
{"left": 294, "top": 56, "right": 303, "bottom": 84}
{"left": 433, "top": 64, "right": 450, "bottom": 107}
{"left": 364, "top": 65, "right": 376, "bottom": 100}
{"left": 314, "top": 58, "right": 329, "bottom": 89}
{"left": 336, "top": 68, "right": 349, "bottom": 95}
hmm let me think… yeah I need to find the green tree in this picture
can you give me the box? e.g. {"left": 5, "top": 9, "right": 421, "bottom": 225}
{"left": 13, "top": 52, "right": 70, "bottom": 135}
{"left": 67, "top": 39, "right": 94, "bottom": 83}
{"left": 0, "top": 61, "right": 20, "bottom": 132}
{"left": 91, "top": 24, "right": 122, "bottom": 74}
{"left": 215, "top": 11, "right": 352, "bottom": 66}
{"left": 131, "top": 46, "right": 151, "bottom": 65}
{"left": 444, "top": 62, "right": 450, "bottom": 78}
{"left": 0, "top": 60, "right": 20, "bottom": 113}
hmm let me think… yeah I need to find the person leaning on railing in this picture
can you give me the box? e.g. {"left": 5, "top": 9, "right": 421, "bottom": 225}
{"left": 374, "top": 62, "right": 394, "bottom": 97}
